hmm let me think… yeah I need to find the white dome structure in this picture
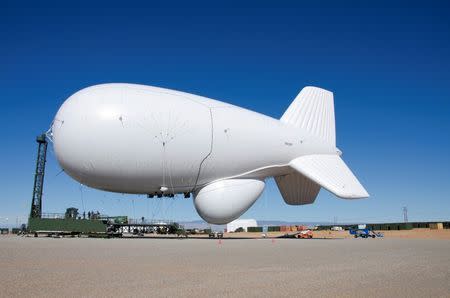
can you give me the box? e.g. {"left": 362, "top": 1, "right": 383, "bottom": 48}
{"left": 226, "top": 219, "right": 258, "bottom": 232}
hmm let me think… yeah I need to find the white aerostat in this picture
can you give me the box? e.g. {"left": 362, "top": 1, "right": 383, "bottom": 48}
{"left": 52, "top": 83, "right": 368, "bottom": 224}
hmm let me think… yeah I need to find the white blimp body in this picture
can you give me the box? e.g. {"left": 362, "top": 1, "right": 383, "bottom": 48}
{"left": 51, "top": 83, "right": 369, "bottom": 224}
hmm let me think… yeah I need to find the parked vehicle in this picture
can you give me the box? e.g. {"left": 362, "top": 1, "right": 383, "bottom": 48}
{"left": 176, "top": 229, "right": 189, "bottom": 238}
{"left": 295, "top": 230, "right": 313, "bottom": 239}
{"left": 331, "top": 226, "right": 343, "bottom": 231}
{"left": 349, "top": 229, "right": 384, "bottom": 238}
{"left": 209, "top": 231, "right": 224, "bottom": 239}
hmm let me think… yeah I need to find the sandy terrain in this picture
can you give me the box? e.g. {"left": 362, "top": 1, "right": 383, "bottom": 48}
{"left": 223, "top": 228, "right": 450, "bottom": 240}
{"left": 308, "top": 228, "right": 450, "bottom": 240}
{"left": 1, "top": 236, "right": 449, "bottom": 297}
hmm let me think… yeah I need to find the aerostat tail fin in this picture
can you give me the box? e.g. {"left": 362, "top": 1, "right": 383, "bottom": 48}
{"left": 280, "top": 86, "right": 336, "bottom": 146}
{"left": 275, "top": 171, "right": 321, "bottom": 205}
{"left": 277, "top": 87, "right": 368, "bottom": 202}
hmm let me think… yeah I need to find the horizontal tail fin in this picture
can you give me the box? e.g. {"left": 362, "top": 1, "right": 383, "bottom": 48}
{"left": 289, "top": 155, "right": 369, "bottom": 199}
{"left": 281, "top": 86, "right": 336, "bottom": 146}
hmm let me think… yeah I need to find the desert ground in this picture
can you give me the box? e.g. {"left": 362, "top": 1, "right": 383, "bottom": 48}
{"left": 1, "top": 234, "right": 449, "bottom": 297}
{"left": 223, "top": 228, "right": 450, "bottom": 240}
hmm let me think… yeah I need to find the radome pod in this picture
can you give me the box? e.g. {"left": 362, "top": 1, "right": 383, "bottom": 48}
{"left": 193, "top": 179, "right": 265, "bottom": 224}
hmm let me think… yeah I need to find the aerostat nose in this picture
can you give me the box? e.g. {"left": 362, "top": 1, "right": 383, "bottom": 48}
{"left": 51, "top": 85, "right": 127, "bottom": 186}
{"left": 52, "top": 90, "right": 92, "bottom": 184}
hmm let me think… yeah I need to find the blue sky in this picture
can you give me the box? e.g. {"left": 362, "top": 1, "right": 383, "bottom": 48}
{"left": 1, "top": 1, "right": 450, "bottom": 226}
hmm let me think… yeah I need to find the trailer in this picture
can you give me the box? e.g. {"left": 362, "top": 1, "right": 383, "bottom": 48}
{"left": 28, "top": 216, "right": 110, "bottom": 237}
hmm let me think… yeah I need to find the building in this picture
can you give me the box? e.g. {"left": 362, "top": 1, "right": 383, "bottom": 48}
{"left": 226, "top": 219, "right": 257, "bottom": 232}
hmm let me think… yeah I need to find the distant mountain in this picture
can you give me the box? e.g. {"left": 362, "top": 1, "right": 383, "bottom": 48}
{"left": 178, "top": 219, "right": 334, "bottom": 230}
{"left": 257, "top": 220, "right": 332, "bottom": 226}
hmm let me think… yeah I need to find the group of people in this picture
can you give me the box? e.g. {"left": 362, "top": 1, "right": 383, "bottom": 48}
{"left": 82, "top": 210, "right": 101, "bottom": 220}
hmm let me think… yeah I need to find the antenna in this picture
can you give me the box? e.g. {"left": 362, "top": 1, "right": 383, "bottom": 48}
{"left": 402, "top": 206, "right": 408, "bottom": 223}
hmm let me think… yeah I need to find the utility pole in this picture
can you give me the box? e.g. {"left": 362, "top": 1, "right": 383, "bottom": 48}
{"left": 402, "top": 207, "right": 408, "bottom": 223}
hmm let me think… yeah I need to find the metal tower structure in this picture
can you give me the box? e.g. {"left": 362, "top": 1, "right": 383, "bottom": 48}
{"left": 402, "top": 206, "right": 408, "bottom": 223}
{"left": 30, "top": 134, "right": 48, "bottom": 218}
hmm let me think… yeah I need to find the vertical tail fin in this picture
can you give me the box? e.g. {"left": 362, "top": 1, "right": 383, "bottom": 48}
{"left": 280, "top": 86, "right": 336, "bottom": 146}
{"left": 276, "top": 87, "right": 369, "bottom": 203}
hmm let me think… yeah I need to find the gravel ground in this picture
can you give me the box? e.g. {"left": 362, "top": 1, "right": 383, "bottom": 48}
{"left": 1, "top": 236, "right": 449, "bottom": 297}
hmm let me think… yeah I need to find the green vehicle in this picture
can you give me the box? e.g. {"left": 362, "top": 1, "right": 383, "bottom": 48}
{"left": 176, "top": 229, "right": 189, "bottom": 238}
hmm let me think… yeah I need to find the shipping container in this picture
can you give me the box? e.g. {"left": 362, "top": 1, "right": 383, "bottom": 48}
{"left": 247, "top": 226, "right": 263, "bottom": 232}
{"left": 268, "top": 226, "right": 280, "bottom": 232}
